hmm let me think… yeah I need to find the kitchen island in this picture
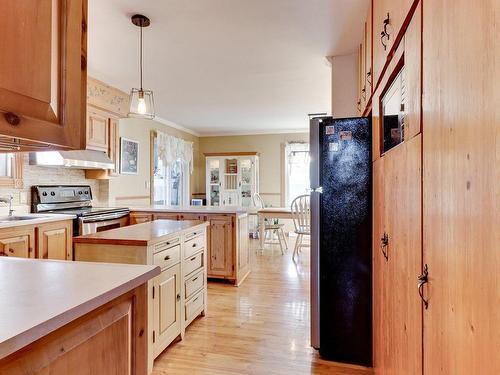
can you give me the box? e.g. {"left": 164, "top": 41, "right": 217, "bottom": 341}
{"left": 0, "top": 257, "right": 159, "bottom": 374}
{"left": 128, "top": 206, "right": 251, "bottom": 286}
{"left": 74, "top": 219, "right": 209, "bottom": 372}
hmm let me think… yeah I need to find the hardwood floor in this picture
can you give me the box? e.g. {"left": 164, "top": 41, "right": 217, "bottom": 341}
{"left": 152, "top": 239, "right": 372, "bottom": 375}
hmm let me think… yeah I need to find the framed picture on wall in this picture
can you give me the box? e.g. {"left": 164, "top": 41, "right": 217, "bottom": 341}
{"left": 120, "top": 137, "right": 139, "bottom": 174}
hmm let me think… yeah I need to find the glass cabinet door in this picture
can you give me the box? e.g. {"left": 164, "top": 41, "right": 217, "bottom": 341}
{"left": 208, "top": 159, "right": 220, "bottom": 206}
{"left": 239, "top": 158, "right": 254, "bottom": 207}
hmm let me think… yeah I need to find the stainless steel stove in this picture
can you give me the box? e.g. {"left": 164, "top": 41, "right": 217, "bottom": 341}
{"left": 31, "top": 185, "right": 130, "bottom": 235}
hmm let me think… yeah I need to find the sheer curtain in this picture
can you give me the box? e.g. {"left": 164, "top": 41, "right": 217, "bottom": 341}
{"left": 154, "top": 131, "right": 193, "bottom": 206}
{"left": 285, "top": 142, "right": 310, "bottom": 207}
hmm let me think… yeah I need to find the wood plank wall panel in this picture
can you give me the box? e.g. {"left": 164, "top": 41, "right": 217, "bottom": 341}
{"left": 422, "top": 0, "right": 500, "bottom": 374}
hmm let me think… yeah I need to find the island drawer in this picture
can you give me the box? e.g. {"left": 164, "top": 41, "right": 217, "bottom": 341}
{"left": 184, "top": 270, "right": 204, "bottom": 299}
{"left": 184, "top": 251, "right": 203, "bottom": 276}
{"left": 185, "top": 289, "right": 204, "bottom": 322}
{"left": 153, "top": 244, "right": 180, "bottom": 270}
{"left": 185, "top": 227, "right": 204, "bottom": 241}
{"left": 154, "top": 236, "right": 180, "bottom": 253}
{"left": 184, "top": 235, "right": 205, "bottom": 259}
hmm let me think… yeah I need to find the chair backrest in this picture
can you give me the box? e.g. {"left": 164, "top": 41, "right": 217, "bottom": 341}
{"left": 253, "top": 193, "right": 265, "bottom": 209}
{"left": 290, "top": 194, "right": 311, "bottom": 233}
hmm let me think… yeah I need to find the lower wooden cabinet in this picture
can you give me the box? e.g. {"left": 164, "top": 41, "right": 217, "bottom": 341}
{"left": 0, "top": 227, "right": 35, "bottom": 258}
{"left": 0, "top": 219, "right": 72, "bottom": 260}
{"left": 130, "top": 212, "right": 153, "bottom": 224}
{"left": 36, "top": 220, "right": 73, "bottom": 260}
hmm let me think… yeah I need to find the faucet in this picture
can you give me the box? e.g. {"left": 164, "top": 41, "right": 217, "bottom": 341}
{"left": 0, "top": 195, "right": 14, "bottom": 217}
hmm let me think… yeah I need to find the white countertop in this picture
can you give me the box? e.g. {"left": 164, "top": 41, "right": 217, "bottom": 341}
{"left": 0, "top": 213, "right": 76, "bottom": 229}
{"left": 0, "top": 258, "right": 159, "bottom": 359}
{"left": 129, "top": 205, "right": 250, "bottom": 215}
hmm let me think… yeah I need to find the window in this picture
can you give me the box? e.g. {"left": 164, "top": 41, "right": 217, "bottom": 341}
{"left": 284, "top": 142, "right": 310, "bottom": 207}
{"left": 152, "top": 135, "right": 190, "bottom": 206}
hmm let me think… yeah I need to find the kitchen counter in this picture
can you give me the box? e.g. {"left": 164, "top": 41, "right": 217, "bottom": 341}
{"left": 74, "top": 219, "right": 207, "bottom": 246}
{"left": 0, "top": 213, "right": 76, "bottom": 229}
{"left": 129, "top": 205, "right": 249, "bottom": 216}
{"left": 0, "top": 257, "right": 159, "bottom": 360}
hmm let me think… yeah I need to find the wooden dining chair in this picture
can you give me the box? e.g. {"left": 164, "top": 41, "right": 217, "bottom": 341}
{"left": 253, "top": 193, "right": 288, "bottom": 254}
{"left": 290, "top": 194, "right": 310, "bottom": 260}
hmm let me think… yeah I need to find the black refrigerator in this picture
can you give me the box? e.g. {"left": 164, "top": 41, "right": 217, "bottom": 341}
{"left": 309, "top": 116, "right": 372, "bottom": 366}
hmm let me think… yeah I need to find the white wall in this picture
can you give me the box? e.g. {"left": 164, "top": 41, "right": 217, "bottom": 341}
{"left": 330, "top": 52, "right": 358, "bottom": 118}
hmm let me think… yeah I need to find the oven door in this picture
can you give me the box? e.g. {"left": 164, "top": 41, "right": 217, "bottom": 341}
{"left": 79, "top": 212, "right": 129, "bottom": 235}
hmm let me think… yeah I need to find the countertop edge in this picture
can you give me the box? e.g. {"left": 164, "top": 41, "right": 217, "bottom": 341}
{"left": 0, "top": 214, "right": 76, "bottom": 230}
{"left": 0, "top": 264, "right": 159, "bottom": 360}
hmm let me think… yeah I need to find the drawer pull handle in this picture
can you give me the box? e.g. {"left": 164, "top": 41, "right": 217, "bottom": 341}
{"left": 193, "top": 297, "right": 199, "bottom": 303}
{"left": 190, "top": 256, "right": 196, "bottom": 261}
{"left": 8, "top": 248, "right": 14, "bottom": 253}
{"left": 166, "top": 242, "right": 170, "bottom": 245}
{"left": 164, "top": 255, "right": 171, "bottom": 261}
{"left": 192, "top": 243, "right": 197, "bottom": 247}
{"left": 192, "top": 277, "right": 198, "bottom": 282}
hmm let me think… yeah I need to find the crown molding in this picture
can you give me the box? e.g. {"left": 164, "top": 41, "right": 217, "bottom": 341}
{"left": 153, "top": 116, "right": 201, "bottom": 137}
{"left": 198, "top": 128, "right": 309, "bottom": 137}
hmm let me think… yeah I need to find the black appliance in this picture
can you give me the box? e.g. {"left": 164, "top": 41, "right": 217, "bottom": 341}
{"left": 309, "top": 116, "right": 372, "bottom": 366}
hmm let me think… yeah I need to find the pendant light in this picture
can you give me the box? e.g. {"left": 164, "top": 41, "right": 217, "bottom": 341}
{"left": 128, "top": 14, "right": 155, "bottom": 119}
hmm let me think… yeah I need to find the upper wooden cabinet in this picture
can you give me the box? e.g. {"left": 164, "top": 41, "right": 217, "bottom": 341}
{"left": 372, "top": 0, "right": 415, "bottom": 84}
{"left": 0, "top": 0, "right": 87, "bottom": 150}
{"left": 86, "top": 108, "right": 109, "bottom": 152}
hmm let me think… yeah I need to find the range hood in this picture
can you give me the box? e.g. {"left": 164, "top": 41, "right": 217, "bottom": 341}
{"left": 29, "top": 150, "right": 115, "bottom": 170}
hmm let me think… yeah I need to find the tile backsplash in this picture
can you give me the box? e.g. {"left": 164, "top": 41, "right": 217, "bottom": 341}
{"left": 0, "top": 154, "right": 107, "bottom": 214}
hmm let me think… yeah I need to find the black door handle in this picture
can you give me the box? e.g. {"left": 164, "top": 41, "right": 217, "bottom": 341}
{"left": 380, "top": 232, "right": 389, "bottom": 261}
{"left": 418, "top": 264, "right": 429, "bottom": 309}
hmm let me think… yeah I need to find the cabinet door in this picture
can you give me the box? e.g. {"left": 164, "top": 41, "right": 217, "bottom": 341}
{"left": 86, "top": 109, "right": 109, "bottom": 152}
{"left": 372, "top": 0, "right": 414, "bottom": 84}
{"left": 380, "top": 134, "right": 422, "bottom": 375}
{"left": 372, "top": 157, "right": 386, "bottom": 374}
{"left": 423, "top": 0, "right": 499, "bottom": 373}
{"left": 37, "top": 221, "right": 73, "bottom": 260}
{"left": 153, "top": 264, "right": 181, "bottom": 355}
{"left": 208, "top": 216, "right": 233, "bottom": 277}
{"left": 0, "top": 0, "right": 87, "bottom": 149}
{"left": 130, "top": 213, "right": 153, "bottom": 225}
{"left": 178, "top": 213, "right": 201, "bottom": 221}
{"left": 0, "top": 227, "right": 35, "bottom": 258}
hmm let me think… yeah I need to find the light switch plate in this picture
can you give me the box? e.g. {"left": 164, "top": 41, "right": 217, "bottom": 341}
{"left": 19, "top": 191, "right": 27, "bottom": 204}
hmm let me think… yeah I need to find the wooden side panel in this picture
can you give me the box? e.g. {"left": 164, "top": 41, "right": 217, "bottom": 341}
{"left": 0, "top": 0, "right": 87, "bottom": 149}
{"left": 372, "top": 157, "right": 385, "bottom": 375}
{"left": 382, "top": 134, "right": 422, "bottom": 375}
{"left": 403, "top": 2, "right": 421, "bottom": 141}
{"left": 422, "top": 0, "right": 500, "bottom": 373}
{"left": 0, "top": 285, "right": 148, "bottom": 375}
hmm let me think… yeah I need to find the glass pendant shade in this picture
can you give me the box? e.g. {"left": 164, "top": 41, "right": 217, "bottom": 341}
{"left": 128, "top": 88, "right": 155, "bottom": 119}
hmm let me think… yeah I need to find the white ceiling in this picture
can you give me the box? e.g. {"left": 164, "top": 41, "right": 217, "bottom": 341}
{"left": 88, "top": 0, "right": 368, "bottom": 136}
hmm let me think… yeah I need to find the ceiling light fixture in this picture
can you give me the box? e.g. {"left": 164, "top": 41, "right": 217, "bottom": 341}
{"left": 128, "top": 14, "right": 155, "bottom": 119}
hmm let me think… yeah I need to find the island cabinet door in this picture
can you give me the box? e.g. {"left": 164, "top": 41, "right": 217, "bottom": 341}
{"left": 36, "top": 221, "right": 73, "bottom": 260}
{"left": 0, "top": 0, "right": 87, "bottom": 150}
{"left": 152, "top": 264, "right": 181, "bottom": 356}
{"left": 0, "top": 227, "right": 35, "bottom": 258}
{"left": 208, "top": 216, "right": 233, "bottom": 278}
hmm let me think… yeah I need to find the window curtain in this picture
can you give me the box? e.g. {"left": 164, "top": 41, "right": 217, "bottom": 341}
{"left": 156, "top": 131, "right": 194, "bottom": 174}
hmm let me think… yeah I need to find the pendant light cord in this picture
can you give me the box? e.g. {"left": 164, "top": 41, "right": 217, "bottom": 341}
{"left": 140, "top": 22, "right": 143, "bottom": 90}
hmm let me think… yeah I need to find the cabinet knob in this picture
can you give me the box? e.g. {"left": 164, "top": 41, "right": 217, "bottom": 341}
{"left": 164, "top": 255, "right": 170, "bottom": 261}
{"left": 4, "top": 112, "right": 21, "bottom": 126}
{"left": 192, "top": 243, "right": 197, "bottom": 248}
{"left": 176, "top": 293, "right": 181, "bottom": 301}
{"left": 8, "top": 248, "right": 13, "bottom": 254}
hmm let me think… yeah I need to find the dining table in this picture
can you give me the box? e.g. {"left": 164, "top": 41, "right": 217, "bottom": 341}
{"left": 256, "top": 207, "right": 293, "bottom": 250}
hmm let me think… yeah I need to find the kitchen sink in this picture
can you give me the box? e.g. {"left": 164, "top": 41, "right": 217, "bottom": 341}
{"left": 0, "top": 215, "right": 46, "bottom": 222}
